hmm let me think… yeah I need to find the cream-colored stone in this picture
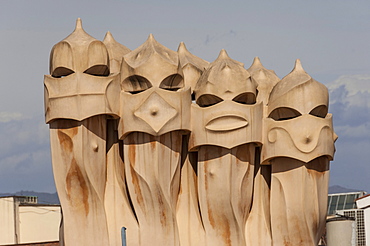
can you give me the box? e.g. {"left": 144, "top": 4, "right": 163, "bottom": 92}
{"left": 244, "top": 163, "right": 272, "bottom": 246}
{"left": 44, "top": 19, "right": 337, "bottom": 246}
{"left": 247, "top": 57, "right": 280, "bottom": 104}
{"left": 263, "top": 60, "right": 336, "bottom": 246}
{"left": 46, "top": 19, "right": 116, "bottom": 246}
{"left": 44, "top": 18, "right": 120, "bottom": 123}
{"left": 120, "top": 34, "right": 182, "bottom": 91}
{"left": 119, "top": 87, "right": 191, "bottom": 138}
{"left": 118, "top": 35, "right": 191, "bottom": 246}
{"left": 44, "top": 73, "right": 120, "bottom": 122}
{"left": 190, "top": 50, "right": 262, "bottom": 150}
{"left": 197, "top": 145, "right": 255, "bottom": 246}
{"left": 261, "top": 60, "right": 337, "bottom": 164}
{"left": 270, "top": 157, "right": 330, "bottom": 245}
{"left": 49, "top": 117, "right": 109, "bottom": 246}
{"left": 178, "top": 42, "right": 209, "bottom": 94}
{"left": 123, "top": 132, "right": 182, "bottom": 246}
{"left": 189, "top": 101, "right": 262, "bottom": 150}
{"left": 262, "top": 113, "right": 336, "bottom": 163}
{"left": 103, "top": 31, "right": 131, "bottom": 74}
{"left": 104, "top": 119, "right": 139, "bottom": 246}
{"left": 176, "top": 148, "right": 206, "bottom": 246}
{"left": 190, "top": 50, "right": 258, "bottom": 246}
{"left": 103, "top": 30, "right": 138, "bottom": 246}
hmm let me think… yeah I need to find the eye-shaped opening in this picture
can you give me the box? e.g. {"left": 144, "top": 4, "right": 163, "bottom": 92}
{"left": 232, "top": 92, "right": 256, "bottom": 105}
{"left": 122, "top": 75, "right": 152, "bottom": 94}
{"left": 196, "top": 94, "right": 223, "bottom": 107}
{"left": 269, "top": 107, "right": 302, "bottom": 121}
{"left": 159, "top": 74, "right": 184, "bottom": 91}
{"left": 52, "top": 67, "right": 74, "bottom": 78}
{"left": 309, "top": 105, "right": 328, "bottom": 118}
{"left": 129, "top": 90, "right": 146, "bottom": 95}
{"left": 84, "top": 65, "right": 110, "bottom": 77}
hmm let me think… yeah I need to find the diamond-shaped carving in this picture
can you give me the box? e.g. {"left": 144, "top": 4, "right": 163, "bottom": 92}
{"left": 134, "top": 92, "right": 177, "bottom": 133}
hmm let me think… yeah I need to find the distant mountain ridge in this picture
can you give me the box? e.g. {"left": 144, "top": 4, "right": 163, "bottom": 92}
{"left": 328, "top": 185, "right": 364, "bottom": 194}
{"left": 0, "top": 191, "right": 60, "bottom": 205}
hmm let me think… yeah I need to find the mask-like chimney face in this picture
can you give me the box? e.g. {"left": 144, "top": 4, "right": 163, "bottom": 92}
{"left": 261, "top": 60, "right": 337, "bottom": 163}
{"left": 189, "top": 50, "right": 262, "bottom": 150}
{"left": 120, "top": 34, "right": 183, "bottom": 93}
{"left": 50, "top": 18, "right": 109, "bottom": 77}
{"left": 118, "top": 35, "right": 191, "bottom": 138}
{"left": 44, "top": 18, "right": 120, "bottom": 123}
{"left": 194, "top": 49, "right": 257, "bottom": 106}
{"left": 268, "top": 59, "right": 329, "bottom": 119}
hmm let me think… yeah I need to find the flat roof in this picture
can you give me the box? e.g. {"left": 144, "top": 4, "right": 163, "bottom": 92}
{"left": 356, "top": 193, "right": 370, "bottom": 201}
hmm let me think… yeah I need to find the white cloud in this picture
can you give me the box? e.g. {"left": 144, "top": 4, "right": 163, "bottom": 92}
{"left": 335, "top": 123, "right": 370, "bottom": 140}
{"left": 0, "top": 112, "right": 25, "bottom": 123}
{"left": 0, "top": 152, "right": 30, "bottom": 170}
{"left": 326, "top": 74, "right": 370, "bottom": 192}
{"left": 328, "top": 74, "right": 370, "bottom": 107}
{"left": 0, "top": 114, "right": 53, "bottom": 193}
{"left": 328, "top": 74, "right": 370, "bottom": 128}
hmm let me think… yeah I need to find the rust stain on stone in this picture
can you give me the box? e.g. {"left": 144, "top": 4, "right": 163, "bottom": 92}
{"left": 204, "top": 159, "right": 216, "bottom": 231}
{"left": 128, "top": 142, "right": 136, "bottom": 167}
{"left": 150, "top": 135, "right": 156, "bottom": 150}
{"left": 66, "top": 158, "right": 89, "bottom": 216}
{"left": 204, "top": 161, "right": 209, "bottom": 193}
{"left": 129, "top": 166, "right": 144, "bottom": 211}
{"left": 157, "top": 189, "right": 167, "bottom": 226}
{"left": 207, "top": 205, "right": 215, "bottom": 228}
{"left": 220, "top": 220, "right": 232, "bottom": 246}
{"left": 283, "top": 239, "right": 291, "bottom": 246}
{"left": 127, "top": 141, "right": 146, "bottom": 213}
{"left": 57, "top": 130, "right": 74, "bottom": 153}
{"left": 203, "top": 149, "right": 232, "bottom": 246}
{"left": 178, "top": 185, "right": 183, "bottom": 195}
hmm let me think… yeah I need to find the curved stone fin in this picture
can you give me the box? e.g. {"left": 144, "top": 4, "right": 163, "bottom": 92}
{"left": 178, "top": 42, "right": 209, "bottom": 93}
{"left": 103, "top": 31, "right": 131, "bottom": 73}
{"left": 247, "top": 57, "right": 280, "bottom": 104}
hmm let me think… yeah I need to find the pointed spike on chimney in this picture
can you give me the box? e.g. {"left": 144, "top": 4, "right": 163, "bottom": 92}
{"left": 178, "top": 42, "right": 187, "bottom": 53}
{"left": 103, "top": 31, "right": 114, "bottom": 42}
{"left": 217, "top": 49, "right": 230, "bottom": 60}
{"left": 75, "top": 18, "right": 83, "bottom": 30}
{"left": 293, "top": 59, "right": 304, "bottom": 72}
{"left": 252, "top": 57, "right": 263, "bottom": 67}
{"left": 148, "top": 33, "right": 155, "bottom": 41}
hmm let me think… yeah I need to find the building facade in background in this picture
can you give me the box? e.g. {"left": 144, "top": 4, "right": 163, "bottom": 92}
{"left": 327, "top": 191, "right": 370, "bottom": 246}
{"left": 0, "top": 196, "right": 61, "bottom": 245}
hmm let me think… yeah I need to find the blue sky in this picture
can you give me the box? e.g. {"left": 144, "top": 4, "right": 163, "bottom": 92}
{"left": 0, "top": 0, "right": 370, "bottom": 193}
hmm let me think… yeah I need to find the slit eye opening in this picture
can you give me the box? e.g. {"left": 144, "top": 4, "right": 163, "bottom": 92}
{"left": 268, "top": 107, "right": 301, "bottom": 121}
{"left": 160, "top": 74, "right": 184, "bottom": 91}
{"left": 122, "top": 75, "right": 152, "bottom": 93}
{"left": 83, "top": 65, "right": 110, "bottom": 77}
{"left": 51, "top": 67, "right": 74, "bottom": 78}
{"left": 232, "top": 92, "right": 256, "bottom": 105}
{"left": 196, "top": 94, "right": 223, "bottom": 107}
{"left": 309, "top": 105, "right": 328, "bottom": 118}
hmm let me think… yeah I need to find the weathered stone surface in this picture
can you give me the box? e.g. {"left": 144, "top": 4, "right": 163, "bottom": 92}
{"left": 44, "top": 19, "right": 336, "bottom": 246}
